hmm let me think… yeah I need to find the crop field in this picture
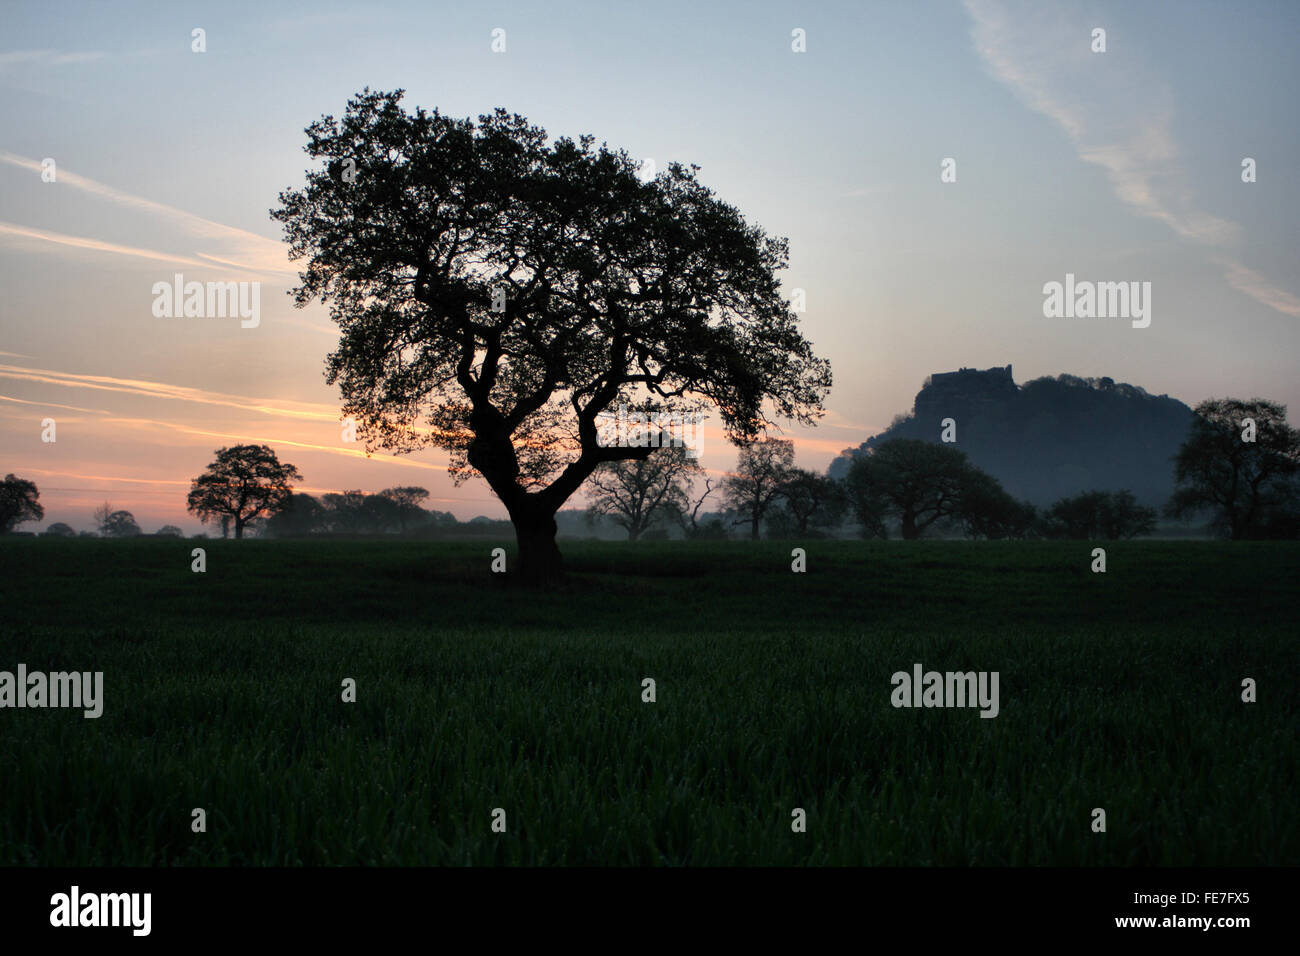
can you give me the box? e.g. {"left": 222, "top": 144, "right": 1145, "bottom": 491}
{"left": 0, "top": 538, "right": 1295, "bottom": 865}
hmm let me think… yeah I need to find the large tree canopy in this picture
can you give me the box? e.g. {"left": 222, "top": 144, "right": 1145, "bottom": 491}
{"left": 272, "top": 89, "right": 831, "bottom": 580}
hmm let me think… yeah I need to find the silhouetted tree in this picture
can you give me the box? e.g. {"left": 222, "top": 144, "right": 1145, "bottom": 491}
{"left": 99, "top": 509, "right": 141, "bottom": 538}
{"left": 1095, "top": 490, "right": 1156, "bottom": 539}
{"left": 0, "top": 474, "right": 43, "bottom": 533}
{"left": 688, "top": 516, "right": 730, "bottom": 540}
{"left": 272, "top": 90, "right": 830, "bottom": 582}
{"left": 92, "top": 502, "right": 116, "bottom": 536}
{"left": 42, "top": 521, "right": 76, "bottom": 537}
{"left": 378, "top": 486, "right": 431, "bottom": 533}
{"left": 586, "top": 445, "right": 700, "bottom": 541}
{"left": 677, "top": 476, "right": 718, "bottom": 538}
{"left": 776, "top": 468, "right": 844, "bottom": 535}
{"left": 359, "top": 493, "right": 402, "bottom": 533}
{"left": 264, "top": 493, "right": 328, "bottom": 537}
{"left": 1166, "top": 398, "right": 1300, "bottom": 539}
{"left": 186, "top": 445, "right": 302, "bottom": 539}
{"left": 724, "top": 439, "right": 796, "bottom": 540}
{"left": 845, "top": 439, "right": 986, "bottom": 540}
{"left": 321, "top": 490, "right": 367, "bottom": 533}
{"left": 315, "top": 489, "right": 411, "bottom": 534}
{"left": 841, "top": 459, "right": 889, "bottom": 539}
{"left": 1041, "top": 490, "right": 1154, "bottom": 539}
{"left": 155, "top": 525, "right": 184, "bottom": 537}
{"left": 958, "top": 471, "right": 1038, "bottom": 539}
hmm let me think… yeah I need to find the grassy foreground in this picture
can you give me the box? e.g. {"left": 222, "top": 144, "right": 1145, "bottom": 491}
{"left": 0, "top": 537, "right": 1296, "bottom": 865}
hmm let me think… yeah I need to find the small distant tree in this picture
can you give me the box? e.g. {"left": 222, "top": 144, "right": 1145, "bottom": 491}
{"left": 378, "top": 486, "right": 431, "bottom": 533}
{"left": 186, "top": 445, "right": 302, "bottom": 539}
{"left": 1097, "top": 490, "right": 1157, "bottom": 539}
{"left": 689, "top": 515, "right": 730, "bottom": 540}
{"left": 845, "top": 439, "right": 972, "bottom": 540}
{"left": 264, "top": 493, "right": 328, "bottom": 537}
{"left": 725, "top": 438, "right": 796, "bottom": 540}
{"left": 776, "top": 468, "right": 844, "bottom": 536}
{"left": 155, "top": 525, "right": 184, "bottom": 537}
{"left": 677, "top": 476, "right": 718, "bottom": 538}
{"left": 359, "top": 493, "right": 403, "bottom": 533}
{"left": 417, "top": 509, "right": 461, "bottom": 535}
{"left": 1, "top": 474, "right": 44, "bottom": 533}
{"left": 322, "top": 490, "right": 367, "bottom": 533}
{"left": 1042, "top": 490, "right": 1156, "bottom": 539}
{"left": 958, "top": 472, "right": 1037, "bottom": 539}
{"left": 841, "top": 459, "right": 889, "bottom": 539}
{"left": 586, "top": 445, "right": 701, "bottom": 541}
{"left": 92, "top": 502, "right": 117, "bottom": 536}
{"left": 1166, "top": 398, "right": 1300, "bottom": 539}
{"left": 101, "top": 510, "right": 141, "bottom": 538}
{"left": 843, "top": 439, "right": 1033, "bottom": 540}
{"left": 1042, "top": 491, "right": 1103, "bottom": 538}
{"left": 43, "top": 521, "right": 76, "bottom": 537}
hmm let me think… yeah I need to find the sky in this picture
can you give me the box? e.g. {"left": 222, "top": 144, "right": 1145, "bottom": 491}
{"left": 2, "top": 0, "right": 1297, "bottom": 533}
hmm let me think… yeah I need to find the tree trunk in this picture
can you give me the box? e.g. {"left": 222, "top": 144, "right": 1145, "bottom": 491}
{"left": 901, "top": 511, "right": 918, "bottom": 540}
{"left": 751, "top": 513, "right": 760, "bottom": 540}
{"left": 234, "top": 515, "right": 245, "bottom": 539}
{"left": 515, "top": 511, "right": 563, "bottom": 585}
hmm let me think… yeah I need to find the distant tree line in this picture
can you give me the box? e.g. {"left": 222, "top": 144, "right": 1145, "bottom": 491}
{"left": 4, "top": 395, "right": 1297, "bottom": 543}
{"left": 259, "top": 488, "right": 462, "bottom": 537}
{"left": 836, "top": 396, "right": 1300, "bottom": 540}
{"left": 574, "top": 394, "right": 1300, "bottom": 542}
{"left": 581, "top": 436, "right": 1154, "bottom": 542}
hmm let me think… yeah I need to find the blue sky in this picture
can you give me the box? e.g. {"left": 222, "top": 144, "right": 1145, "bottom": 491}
{"left": 2, "top": 0, "right": 1297, "bottom": 531}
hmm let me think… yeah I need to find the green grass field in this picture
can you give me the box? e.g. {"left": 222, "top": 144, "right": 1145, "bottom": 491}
{"left": 0, "top": 537, "right": 1295, "bottom": 865}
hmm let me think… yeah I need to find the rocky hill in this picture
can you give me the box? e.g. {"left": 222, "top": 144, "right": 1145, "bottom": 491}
{"left": 828, "top": 365, "right": 1194, "bottom": 507}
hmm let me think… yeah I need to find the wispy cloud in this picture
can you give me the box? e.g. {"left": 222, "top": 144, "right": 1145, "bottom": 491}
{"left": 0, "top": 150, "right": 293, "bottom": 277}
{"left": 0, "top": 221, "right": 210, "bottom": 268}
{"left": 962, "top": 0, "right": 1298, "bottom": 317}
{"left": 818, "top": 408, "right": 881, "bottom": 434}
{"left": 1219, "top": 260, "right": 1300, "bottom": 318}
{"left": 17, "top": 467, "right": 188, "bottom": 488}
{"left": 0, "top": 392, "right": 108, "bottom": 415}
{"left": 0, "top": 363, "right": 339, "bottom": 422}
{"left": 91, "top": 415, "right": 454, "bottom": 473}
{"left": 0, "top": 49, "right": 106, "bottom": 68}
